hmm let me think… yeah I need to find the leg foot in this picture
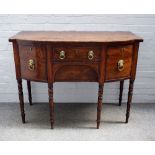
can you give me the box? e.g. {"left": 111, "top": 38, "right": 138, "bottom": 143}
{"left": 119, "top": 80, "right": 124, "bottom": 106}
{"left": 51, "top": 123, "right": 54, "bottom": 129}
{"left": 17, "top": 79, "right": 25, "bottom": 123}
{"left": 125, "top": 113, "right": 129, "bottom": 123}
{"left": 22, "top": 114, "right": 26, "bottom": 123}
{"left": 125, "top": 79, "right": 134, "bottom": 123}
{"left": 97, "top": 84, "right": 104, "bottom": 129}
{"left": 27, "top": 80, "right": 32, "bottom": 105}
{"left": 97, "top": 121, "right": 100, "bottom": 129}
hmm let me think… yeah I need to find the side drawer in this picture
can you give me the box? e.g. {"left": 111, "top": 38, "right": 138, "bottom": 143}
{"left": 105, "top": 45, "right": 133, "bottom": 81}
{"left": 18, "top": 41, "right": 47, "bottom": 82}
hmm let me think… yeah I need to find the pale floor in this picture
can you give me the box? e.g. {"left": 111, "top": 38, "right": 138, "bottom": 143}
{"left": 0, "top": 102, "right": 155, "bottom": 141}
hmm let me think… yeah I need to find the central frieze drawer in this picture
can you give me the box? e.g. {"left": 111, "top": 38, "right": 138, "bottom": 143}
{"left": 53, "top": 47, "right": 101, "bottom": 62}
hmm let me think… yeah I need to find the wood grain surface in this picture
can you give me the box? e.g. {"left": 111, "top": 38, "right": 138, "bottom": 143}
{"left": 9, "top": 31, "right": 143, "bottom": 43}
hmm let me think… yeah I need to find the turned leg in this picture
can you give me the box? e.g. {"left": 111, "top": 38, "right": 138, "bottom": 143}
{"left": 126, "top": 79, "right": 134, "bottom": 123}
{"left": 17, "top": 79, "right": 25, "bottom": 123}
{"left": 27, "top": 80, "right": 32, "bottom": 105}
{"left": 97, "top": 84, "right": 104, "bottom": 129}
{"left": 119, "top": 80, "right": 124, "bottom": 106}
{"left": 48, "top": 83, "right": 54, "bottom": 129}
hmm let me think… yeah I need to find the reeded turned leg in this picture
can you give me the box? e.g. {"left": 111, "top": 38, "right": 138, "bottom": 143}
{"left": 48, "top": 83, "right": 54, "bottom": 129}
{"left": 119, "top": 80, "right": 124, "bottom": 106}
{"left": 97, "top": 84, "right": 104, "bottom": 129}
{"left": 126, "top": 79, "right": 134, "bottom": 123}
{"left": 17, "top": 79, "right": 25, "bottom": 123}
{"left": 27, "top": 80, "right": 32, "bottom": 105}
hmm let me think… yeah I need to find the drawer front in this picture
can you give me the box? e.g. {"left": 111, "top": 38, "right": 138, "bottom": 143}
{"left": 18, "top": 42, "right": 47, "bottom": 82}
{"left": 105, "top": 45, "right": 133, "bottom": 81}
{"left": 53, "top": 47, "right": 101, "bottom": 62}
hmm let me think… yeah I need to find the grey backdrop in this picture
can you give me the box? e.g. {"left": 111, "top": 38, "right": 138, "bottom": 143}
{"left": 0, "top": 14, "right": 155, "bottom": 103}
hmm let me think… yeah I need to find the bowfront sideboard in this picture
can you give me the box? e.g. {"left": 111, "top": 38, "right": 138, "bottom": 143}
{"left": 9, "top": 31, "right": 143, "bottom": 129}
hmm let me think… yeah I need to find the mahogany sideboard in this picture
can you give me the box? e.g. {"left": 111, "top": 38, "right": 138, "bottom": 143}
{"left": 9, "top": 31, "right": 143, "bottom": 129}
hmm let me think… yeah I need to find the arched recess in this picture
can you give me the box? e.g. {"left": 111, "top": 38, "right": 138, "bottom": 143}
{"left": 53, "top": 64, "right": 99, "bottom": 82}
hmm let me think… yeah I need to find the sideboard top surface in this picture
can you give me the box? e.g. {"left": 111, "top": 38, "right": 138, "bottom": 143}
{"left": 9, "top": 31, "right": 143, "bottom": 43}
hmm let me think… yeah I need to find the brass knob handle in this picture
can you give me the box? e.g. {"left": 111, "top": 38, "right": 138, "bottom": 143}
{"left": 59, "top": 51, "right": 65, "bottom": 60}
{"left": 117, "top": 60, "right": 124, "bottom": 71}
{"left": 29, "top": 47, "right": 32, "bottom": 51}
{"left": 28, "top": 59, "right": 35, "bottom": 71}
{"left": 88, "top": 51, "right": 94, "bottom": 60}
